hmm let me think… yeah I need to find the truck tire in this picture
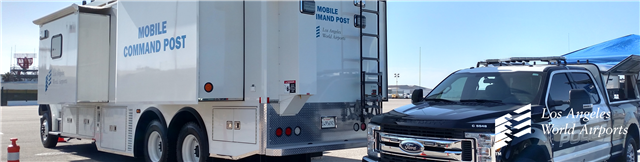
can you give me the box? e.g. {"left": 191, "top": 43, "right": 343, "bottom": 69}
{"left": 40, "top": 113, "right": 59, "bottom": 148}
{"left": 619, "top": 135, "right": 638, "bottom": 162}
{"left": 176, "top": 122, "right": 208, "bottom": 162}
{"left": 144, "top": 120, "right": 169, "bottom": 162}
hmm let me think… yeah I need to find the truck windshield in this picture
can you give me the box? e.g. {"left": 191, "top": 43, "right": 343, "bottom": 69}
{"left": 425, "top": 72, "right": 543, "bottom": 105}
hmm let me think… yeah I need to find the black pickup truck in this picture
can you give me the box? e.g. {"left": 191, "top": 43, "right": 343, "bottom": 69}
{"left": 363, "top": 56, "right": 640, "bottom": 162}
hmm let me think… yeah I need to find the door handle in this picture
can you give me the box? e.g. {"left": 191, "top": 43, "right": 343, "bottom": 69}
{"left": 580, "top": 117, "right": 589, "bottom": 124}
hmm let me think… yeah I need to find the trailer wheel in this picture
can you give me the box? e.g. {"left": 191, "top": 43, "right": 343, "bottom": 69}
{"left": 144, "top": 120, "right": 169, "bottom": 162}
{"left": 176, "top": 122, "right": 208, "bottom": 162}
{"left": 40, "top": 113, "right": 59, "bottom": 148}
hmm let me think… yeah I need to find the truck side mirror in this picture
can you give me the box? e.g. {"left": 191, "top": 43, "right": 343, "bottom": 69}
{"left": 411, "top": 89, "right": 424, "bottom": 104}
{"left": 570, "top": 89, "right": 591, "bottom": 112}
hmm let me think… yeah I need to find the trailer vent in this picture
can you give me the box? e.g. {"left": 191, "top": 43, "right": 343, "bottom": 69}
{"left": 126, "top": 109, "right": 134, "bottom": 152}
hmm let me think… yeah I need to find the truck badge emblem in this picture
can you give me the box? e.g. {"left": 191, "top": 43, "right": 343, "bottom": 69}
{"left": 399, "top": 140, "right": 424, "bottom": 154}
{"left": 494, "top": 104, "right": 531, "bottom": 152}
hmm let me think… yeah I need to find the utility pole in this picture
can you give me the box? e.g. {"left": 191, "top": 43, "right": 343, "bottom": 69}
{"left": 394, "top": 73, "right": 399, "bottom": 98}
{"left": 419, "top": 47, "right": 421, "bottom": 87}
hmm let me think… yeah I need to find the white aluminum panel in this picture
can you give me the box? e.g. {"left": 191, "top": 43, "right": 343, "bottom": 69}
{"left": 310, "top": 1, "right": 365, "bottom": 102}
{"left": 78, "top": 107, "right": 95, "bottom": 136}
{"left": 77, "top": 13, "right": 110, "bottom": 102}
{"left": 62, "top": 106, "right": 78, "bottom": 134}
{"left": 38, "top": 13, "right": 79, "bottom": 104}
{"left": 101, "top": 107, "right": 127, "bottom": 151}
{"left": 116, "top": 1, "right": 198, "bottom": 104}
{"left": 212, "top": 109, "right": 234, "bottom": 142}
{"left": 197, "top": 1, "right": 244, "bottom": 99}
{"left": 379, "top": 1, "right": 388, "bottom": 100}
{"left": 233, "top": 108, "right": 256, "bottom": 144}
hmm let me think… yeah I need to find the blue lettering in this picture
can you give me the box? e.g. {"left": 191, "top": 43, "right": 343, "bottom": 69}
{"left": 164, "top": 39, "right": 169, "bottom": 51}
{"left": 181, "top": 35, "right": 186, "bottom": 48}
{"left": 162, "top": 21, "right": 167, "bottom": 34}
{"left": 176, "top": 36, "right": 181, "bottom": 49}
{"left": 145, "top": 42, "right": 150, "bottom": 54}
{"left": 155, "top": 40, "right": 161, "bottom": 52}
{"left": 169, "top": 37, "right": 175, "bottom": 50}
{"left": 150, "top": 24, "right": 155, "bottom": 36}
{"left": 138, "top": 27, "right": 145, "bottom": 39}
{"left": 144, "top": 26, "right": 149, "bottom": 37}
{"left": 132, "top": 44, "right": 138, "bottom": 56}
{"left": 138, "top": 43, "right": 144, "bottom": 55}
{"left": 124, "top": 47, "right": 128, "bottom": 57}
{"left": 150, "top": 40, "right": 155, "bottom": 52}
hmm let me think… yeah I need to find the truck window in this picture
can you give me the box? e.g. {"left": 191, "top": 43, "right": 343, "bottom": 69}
{"left": 51, "top": 34, "right": 62, "bottom": 59}
{"left": 426, "top": 72, "right": 542, "bottom": 105}
{"left": 570, "top": 72, "right": 601, "bottom": 104}
{"left": 607, "top": 74, "right": 638, "bottom": 102}
{"left": 547, "top": 73, "right": 572, "bottom": 111}
{"left": 440, "top": 77, "right": 468, "bottom": 101}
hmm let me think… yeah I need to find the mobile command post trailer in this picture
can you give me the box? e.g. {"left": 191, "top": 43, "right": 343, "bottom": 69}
{"left": 33, "top": 0, "right": 388, "bottom": 161}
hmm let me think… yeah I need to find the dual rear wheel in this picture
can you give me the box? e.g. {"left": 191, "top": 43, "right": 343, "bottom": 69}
{"left": 144, "top": 121, "right": 208, "bottom": 162}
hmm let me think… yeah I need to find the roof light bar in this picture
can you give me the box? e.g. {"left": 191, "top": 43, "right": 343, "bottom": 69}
{"left": 476, "top": 56, "right": 567, "bottom": 67}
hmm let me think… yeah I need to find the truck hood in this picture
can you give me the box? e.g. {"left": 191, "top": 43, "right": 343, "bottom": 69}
{"left": 371, "top": 102, "right": 532, "bottom": 130}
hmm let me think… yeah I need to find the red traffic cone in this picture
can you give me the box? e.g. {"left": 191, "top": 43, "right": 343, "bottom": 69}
{"left": 8, "top": 138, "right": 20, "bottom": 162}
{"left": 58, "top": 137, "right": 66, "bottom": 142}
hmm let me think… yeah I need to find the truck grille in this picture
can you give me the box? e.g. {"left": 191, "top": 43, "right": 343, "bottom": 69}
{"left": 378, "top": 132, "right": 474, "bottom": 162}
{"left": 381, "top": 124, "right": 465, "bottom": 138}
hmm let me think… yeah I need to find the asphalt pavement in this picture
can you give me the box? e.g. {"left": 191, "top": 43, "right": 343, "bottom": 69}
{"left": 0, "top": 99, "right": 411, "bottom": 162}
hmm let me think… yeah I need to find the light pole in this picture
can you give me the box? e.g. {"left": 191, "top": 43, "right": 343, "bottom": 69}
{"left": 394, "top": 73, "right": 399, "bottom": 98}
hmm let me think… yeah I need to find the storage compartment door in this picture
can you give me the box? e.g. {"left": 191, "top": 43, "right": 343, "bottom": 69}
{"left": 77, "top": 13, "right": 110, "bottom": 102}
{"left": 197, "top": 1, "right": 244, "bottom": 100}
{"left": 78, "top": 107, "right": 96, "bottom": 137}
{"left": 62, "top": 106, "right": 78, "bottom": 135}
{"left": 212, "top": 109, "right": 234, "bottom": 142}
{"left": 100, "top": 107, "right": 127, "bottom": 151}
{"left": 233, "top": 108, "right": 256, "bottom": 144}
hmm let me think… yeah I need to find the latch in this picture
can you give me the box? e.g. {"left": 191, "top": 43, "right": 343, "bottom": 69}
{"left": 66, "top": 118, "right": 73, "bottom": 123}
{"left": 226, "top": 121, "right": 233, "bottom": 130}
{"left": 109, "top": 125, "right": 117, "bottom": 132}
{"left": 84, "top": 119, "right": 90, "bottom": 124}
{"left": 234, "top": 121, "right": 241, "bottom": 130}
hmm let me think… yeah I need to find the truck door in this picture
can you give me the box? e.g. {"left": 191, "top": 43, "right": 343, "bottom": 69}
{"left": 546, "top": 72, "right": 584, "bottom": 162}
{"left": 567, "top": 72, "right": 612, "bottom": 162}
{"left": 546, "top": 71, "right": 612, "bottom": 161}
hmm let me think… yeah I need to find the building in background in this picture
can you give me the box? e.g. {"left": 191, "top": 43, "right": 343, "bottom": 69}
{"left": 388, "top": 85, "right": 431, "bottom": 98}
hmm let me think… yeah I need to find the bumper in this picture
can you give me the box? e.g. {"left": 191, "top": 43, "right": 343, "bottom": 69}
{"left": 362, "top": 156, "right": 378, "bottom": 162}
{"left": 265, "top": 139, "right": 367, "bottom": 156}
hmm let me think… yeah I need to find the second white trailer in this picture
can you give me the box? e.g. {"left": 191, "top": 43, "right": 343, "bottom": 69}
{"left": 33, "top": 0, "right": 388, "bottom": 161}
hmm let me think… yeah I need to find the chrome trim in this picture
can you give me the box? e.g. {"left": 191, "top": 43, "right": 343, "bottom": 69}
{"left": 380, "top": 133, "right": 466, "bottom": 150}
{"left": 381, "top": 143, "right": 463, "bottom": 161}
{"left": 210, "top": 150, "right": 259, "bottom": 160}
{"left": 96, "top": 147, "right": 134, "bottom": 157}
{"left": 362, "top": 156, "right": 378, "bottom": 162}
{"left": 377, "top": 132, "right": 474, "bottom": 162}
{"left": 259, "top": 103, "right": 267, "bottom": 154}
{"left": 381, "top": 151, "right": 471, "bottom": 162}
{"left": 265, "top": 139, "right": 367, "bottom": 156}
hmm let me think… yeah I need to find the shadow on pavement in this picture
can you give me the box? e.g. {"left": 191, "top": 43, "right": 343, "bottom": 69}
{"left": 56, "top": 143, "right": 140, "bottom": 162}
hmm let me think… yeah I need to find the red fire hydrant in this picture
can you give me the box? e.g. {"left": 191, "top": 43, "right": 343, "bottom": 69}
{"left": 7, "top": 138, "right": 20, "bottom": 162}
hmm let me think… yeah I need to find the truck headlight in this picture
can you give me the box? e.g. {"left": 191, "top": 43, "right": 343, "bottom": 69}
{"left": 367, "top": 123, "right": 381, "bottom": 158}
{"left": 465, "top": 132, "right": 496, "bottom": 162}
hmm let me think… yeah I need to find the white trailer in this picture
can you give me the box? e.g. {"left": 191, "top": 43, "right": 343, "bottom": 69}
{"left": 33, "top": 0, "right": 387, "bottom": 161}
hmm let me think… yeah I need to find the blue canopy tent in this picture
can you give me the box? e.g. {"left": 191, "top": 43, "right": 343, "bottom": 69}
{"left": 563, "top": 34, "right": 640, "bottom": 73}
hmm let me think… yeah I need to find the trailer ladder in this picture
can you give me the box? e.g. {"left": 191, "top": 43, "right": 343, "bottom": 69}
{"left": 357, "top": 0, "right": 382, "bottom": 123}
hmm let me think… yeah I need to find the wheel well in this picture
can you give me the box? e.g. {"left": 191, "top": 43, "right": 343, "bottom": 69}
{"left": 39, "top": 104, "right": 50, "bottom": 116}
{"left": 628, "top": 124, "right": 640, "bottom": 149}
{"left": 508, "top": 139, "right": 549, "bottom": 161}
{"left": 167, "top": 107, "right": 208, "bottom": 159}
{"left": 133, "top": 107, "right": 167, "bottom": 158}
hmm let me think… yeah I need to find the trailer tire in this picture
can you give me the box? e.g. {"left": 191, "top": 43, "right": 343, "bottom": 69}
{"left": 40, "top": 112, "right": 58, "bottom": 148}
{"left": 144, "top": 120, "right": 169, "bottom": 162}
{"left": 619, "top": 135, "right": 638, "bottom": 162}
{"left": 176, "top": 122, "right": 208, "bottom": 162}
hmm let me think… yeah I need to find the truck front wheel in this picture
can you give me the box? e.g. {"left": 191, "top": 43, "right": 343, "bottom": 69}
{"left": 144, "top": 120, "right": 169, "bottom": 162}
{"left": 620, "top": 135, "right": 638, "bottom": 162}
{"left": 176, "top": 122, "right": 208, "bottom": 162}
{"left": 40, "top": 113, "right": 59, "bottom": 148}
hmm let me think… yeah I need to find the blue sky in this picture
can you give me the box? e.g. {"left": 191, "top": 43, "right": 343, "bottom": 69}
{"left": 2, "top": 1, "right": 639, "bottom": 89}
